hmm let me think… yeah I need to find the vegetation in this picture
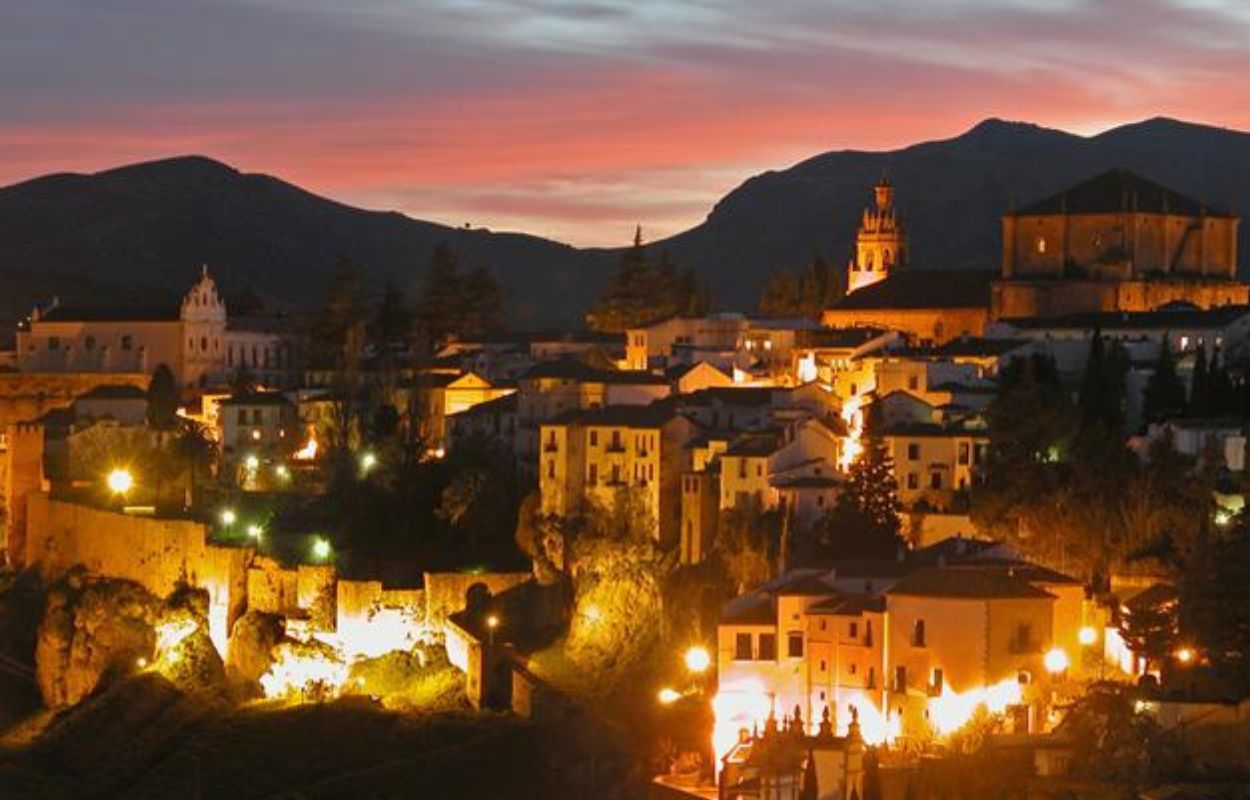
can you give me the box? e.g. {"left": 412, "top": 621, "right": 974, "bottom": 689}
{"left": 585, "top": 227, "right": 708, "bottom": 332}
{"left": 414, "top": 241, "right": 504, "bottom": 353}
{"left": 756, "top": 251, "right": 844, "bottom": 319}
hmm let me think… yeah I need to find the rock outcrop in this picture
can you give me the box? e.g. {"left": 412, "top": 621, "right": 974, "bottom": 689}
{"left": 35, "top": 570, "right": 159, "bottom": 707}
{"left": 225, "top": 609, "right": 285, "bottom": 689}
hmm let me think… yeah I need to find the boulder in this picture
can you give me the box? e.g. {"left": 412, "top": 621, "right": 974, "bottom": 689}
{"left": 155, "top": 586, "right": 226, "bottom": 694}
{"left": 225, "top": 610, "right": 285, "bottom": 689}
{"left": 35, "top": 571, "right": 159, "bottom": 707}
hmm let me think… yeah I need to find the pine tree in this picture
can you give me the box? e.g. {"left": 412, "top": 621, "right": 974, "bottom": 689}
{"left": 460, "top": 266, "right": 504, "bottom": 337}
{"left": 586, "top": 227, "right": 701, "bottom": 331}
{"left": 1206, "top": 346, "right": 1235, "bottom": 416}
{"left": 416, "top": 241, "right": 463, "bottom": 352}
{"left": 312, "top": 256, "right": 367, "bottom": 368}
{"left": 758, "top": 268, "right": 802, "bottom": 318}
{"left": 146, "top": 364, "right": 180, "bottom": 431}
{"left": 1142, "top": 339, "right": 1187, "bottom": 424}
{"left": 1189, "top": 348, "right": 1211, "bottom": 417}
{"left": 372, "top": 276, "right": 411, "bottom": 356}
{"left": 841, "top": 431, "right": 901, "bottom": 538}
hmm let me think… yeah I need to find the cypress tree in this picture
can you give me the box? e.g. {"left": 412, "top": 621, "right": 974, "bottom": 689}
{"left": 1189, "top": 348, "right": 1211, "bottom": 417}
{"left": 146, "top": 364, "right": 180, "bottom": 431}
{"left": 1142, "top": 338, "right": 1187, "bottom": 424}
{"left": 416, "top": 241, "right": 463, "bottom": 351}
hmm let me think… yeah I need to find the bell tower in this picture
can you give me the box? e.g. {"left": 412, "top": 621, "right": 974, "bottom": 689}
{"left": 847, "top": 175, "right": 905, "bottom": 294}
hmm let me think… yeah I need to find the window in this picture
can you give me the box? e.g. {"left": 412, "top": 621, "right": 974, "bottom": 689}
{"left": 894, "top": 665, "right": 908, "bottom": 691}
{"left": 588, "top": 464, "right": 598, "bottom": 486}
{"left": 931, "top": 668, "right": 944, "bottom": 694}
{"left": 958, "top": 442, "right": 970, "bottom": 465}
{"left": 819, "top": 659, "right": 827, "bottom": 673}
{"left": 819, "top": 619, "right": 827, "bottom": 632}
{"left": 758, "top": 633, "right": 776, "bottom": 660}
{"left": 735, "top": 633, "right": 752, "bottom": 660}
{"left": 611, "top": 465, "right": 620, "bottom": 484}
{"left": 237, "top": 409, "right": 247, "bottom": 424}
{"left": 867, "top": 667, "right": 876, "bottom": 689}
{"left": 84, "top": 335, "right": 95, "bottom": 351}
{"left": 201, "top": 336, "right": 208, "bottom": 352}
{"left": 907, "top": 376, "right": 919, "bottom": 391}
{"left": 121, "top": 335, "right": 133, "bottom": 351}
{"left": 611, "top": 431, "right": 622, "bottom": 450}
{"left": 850, "top": 663, "right": 857, "bottom": 675}
{"left": 48, "top": 336, "right": 60, "bottom": 351}
{"left": 590, "top": 431, "right": 598, "bottom": 447}
{"left": 907, "top": 473, "right": 919, "bottom": 490}
{"left": 907, "top": 443, "right": 920, "bottom": 461}
{"left": 912, "top": 619, "right": 926, "bottom": 648}
{"left": 756, "top": 464, "right": 763, "bottom": 477}
{"left": 1036, "top": 236, "right": 1047, "bottom": 254}
{"left": 787, "top": 633, "right": 803, "bottom": 658}
{"left": 546, "top": 460, "right": 555, "bottom": 480}
{"left": 849, "top": 622, "right": 858, "bottom": 638}
{"left": 738, "top": 460, "right": 746, "bottom": 479}
{"left": 930, "top": 472, "right": 943, "bottom": 490}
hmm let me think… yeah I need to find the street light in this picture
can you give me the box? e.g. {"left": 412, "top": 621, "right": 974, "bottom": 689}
{"left": 1175, "top": 647, "right": 1195, "bottom": 665}
{"left": 486, "top": 614, "right": 499, "bottom": 646}
{"left": 1044, "top": 647, "right": 1070, "bottom": 675}
{"left": 1078, "top": 626, "right": 1098, "bottom": 646}
{"left": 246, "top": 524, "right": 263, "bottom": 541}
{"left": 107, "top": 468, "right": 134, "bottom": 496}
{"left": 658, "top": 688, "right": 682, "bottom": 705}
{"left": 220, "top": 509, "right": 237, "bottom": 527}
{"left": 684, "top": 646, "right": 711, "bottom": 674}
{"left": 311, "top": 537, "right": 332, "bottom": 561}
{"left": 244, "top": 455, "right": 260, "bottom": 471}
{"left": 360, "top": 452, "right": 377, "bottom": 475}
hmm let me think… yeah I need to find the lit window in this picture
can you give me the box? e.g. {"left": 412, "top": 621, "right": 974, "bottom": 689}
{"left": 787, "top": 633, "right": 803, "bottom": 658}
{"left": 735, "top": 633, "right": 752, "bottom": 660}
{"left": 1036, "top": 236, "right": 1047, "bottom": 254}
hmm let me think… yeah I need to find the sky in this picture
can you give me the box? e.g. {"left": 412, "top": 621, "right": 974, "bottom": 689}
{"left": 3, "top": 0, "right": 1250, "bottom": 246}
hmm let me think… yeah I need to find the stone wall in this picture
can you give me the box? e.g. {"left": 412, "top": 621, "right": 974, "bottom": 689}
{"left": 422, "top": 571, "right": 531, "bottom": 629}
{"left": 24, "top": 494, "right": 253, "bottom": 654}
{"left": 0, "top": 372, "right": 151, "bottom": 429}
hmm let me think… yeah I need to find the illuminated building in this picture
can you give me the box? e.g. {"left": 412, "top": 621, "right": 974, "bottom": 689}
{"left": 847, "top": 175, "right": 905, "bottom": 295}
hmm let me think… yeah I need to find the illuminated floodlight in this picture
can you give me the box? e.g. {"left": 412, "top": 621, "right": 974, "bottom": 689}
{"left": 684, "top": 646, "right": 711, "bottom": 674}
{"left": 1044, "top": 647, "right": 1069, "bottom": 674}
{"left": 311, "top": 537, "right": 332, "bottom": 561}
{"left": 106, "top": 468, "right": 134, "bottom": 495}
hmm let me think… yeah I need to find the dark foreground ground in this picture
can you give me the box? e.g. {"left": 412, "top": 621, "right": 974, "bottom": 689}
{"left": 0, "top": 674, "right": 567, "bottom": 800}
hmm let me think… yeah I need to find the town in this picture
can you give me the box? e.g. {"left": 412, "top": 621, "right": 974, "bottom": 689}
{"left": 0, "top": 165, "right": 1247, "bottom": 799}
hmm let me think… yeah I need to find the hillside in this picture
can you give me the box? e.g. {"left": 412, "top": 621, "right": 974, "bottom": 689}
{"left": 3, "top": 118, "right": 1250, "bottom": 334}
{"left": 0, "top": 157, "right": 610, "bottom": 333}
{"left": 654, "top": 117, "right": 1250, "bottom": 310}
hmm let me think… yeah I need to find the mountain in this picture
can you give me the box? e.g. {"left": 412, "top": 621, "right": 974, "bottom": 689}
{"left": 652, "top": 117, "right": 1250, "bottom": 310}
{"left": 3, "top": 117, "right": 1250, "bottom": 338}
{"left": 0, "top": 156, "right": 611, "bottom": 334}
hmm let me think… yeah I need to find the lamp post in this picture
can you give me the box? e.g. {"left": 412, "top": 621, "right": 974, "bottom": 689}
{"left": 107, "top": 468, "right": 134, "bottom": 507}
{"left": 486, "top": 614, "right": 499, "bottom": 647}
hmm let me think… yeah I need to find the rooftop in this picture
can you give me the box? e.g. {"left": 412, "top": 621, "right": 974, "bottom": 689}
{"left": 829, "top": 270, "right": 996, "bottom": 311}
{"left": 1013, "top": 168, "right": 1233, "bottom": 218}
{"left": 76, "top": 384, "right": 147, "bottom": 401}
{"left": 219, "top": 391, "right": 293, "bottom": 407}
{"left": 887, "top": 567, "right": 1056, "bottom": 600}
{"left": 1002, "top": 304, "right": 1250, "bottom": 332}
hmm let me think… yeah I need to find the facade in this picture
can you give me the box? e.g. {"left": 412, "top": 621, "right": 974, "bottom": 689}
{"left": 883, "top": 423, "right": 989, "bottom": 509}
{"left": 217, "top": 391, "right": 300, "bottom": 483}
{"left": 995, "top": 169, "right": 1246, "bottom": 318}
{"left": 847, "top": 176, "right": 905, "bottom": 295}
{"left": 538, "top": 405, "right": 695, "bottom": 544}
{"left": 17, "top": 267, "right": 299, "bottom": 390}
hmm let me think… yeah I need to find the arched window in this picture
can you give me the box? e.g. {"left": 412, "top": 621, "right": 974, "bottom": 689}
{"left": 1036, "top": 236, "right": 1047, "bottom": 254}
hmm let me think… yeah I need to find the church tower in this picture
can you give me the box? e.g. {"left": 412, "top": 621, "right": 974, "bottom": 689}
{"left": 179, "top": 265, "right": 228, "bottom": 388}
{"left": 847, "top": 176, "right": 905, "bottom": 294}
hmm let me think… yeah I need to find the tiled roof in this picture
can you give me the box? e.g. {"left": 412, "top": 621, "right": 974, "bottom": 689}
{"left": 725, "top": 432, "right": 782, "bottom": 457}
{"left": 1002, "top": 305, "right": 1250, "bottom": 332}
{"left": 76, "top": 384, "right": 147, "bottom": 400}
{"left": 801, "top": 327, "right": 890, "bottom": 348}
{"left": 721, "top": 595, "right": 775, "bottom": 625}
{"left": 809, "top": 594, "right": 886, "bottom": 615}
{"left": 523, "top": 358, "right": 667, "bottom": 385}
{"left": 448, "top": 393, "right": 517, "bottom": 417}
{"left": 829, "top": 270, "right": 995, "bottom": 311}
{"left": 1013, "top": 168, "right": 1233, "bottom": 218}
{"left": 681, "top": 387, "right": 776, "bottom": 407}
{"left": 773, "top": 574, "right": 838, "bottom": 597}
{"left": 40, "top": 303, "right": 181, "bottom": 322}
{"left": 771, "top": 475, "right": 841, "bottom": 490}
{"left": 557, "top": 403, "right": 678, "bottom": 429}
{"left": 888, "top": 567, "right": 1055, "bottom": 600}
{"left": 934, "top": 337, "right": 1032, "bottom": 357}
{"left": 219, "top": 391, "right": 292, "bottom": 407}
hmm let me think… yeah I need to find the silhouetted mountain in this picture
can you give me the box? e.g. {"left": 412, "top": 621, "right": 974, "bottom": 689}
{"left": 652, "top": 116, "right": 1250, "bottom": 310}
{"left": 0, "top": 156, "right": 609, "bottom": 335}
{"left": 3, "top": 118, "right": 1250, "bottom": 338}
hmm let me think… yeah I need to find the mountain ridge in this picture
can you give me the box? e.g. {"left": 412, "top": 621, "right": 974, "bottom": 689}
{"left": 2, "top": 116, "right": 1249, "bottom": 337}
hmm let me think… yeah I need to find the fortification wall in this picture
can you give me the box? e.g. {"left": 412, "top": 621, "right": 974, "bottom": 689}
{"left": 0, "top": 373, "right": 150, "bottom": 428}
{"left": 423, "top": 571, "right": 531, "bottom": 628}
{"left": 25, "top": 494, "right": 253, "bottom": 653}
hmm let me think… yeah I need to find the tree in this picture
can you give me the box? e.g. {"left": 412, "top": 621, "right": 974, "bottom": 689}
{"left": 460, "top": 266, "right": 504, "bottom": 337}
{"left": 757, "top": 269, "right": 802, "bottom": 318}
{"left": 1142, "top": 339, "right": 1187, "bottom": 424}
{"left": 1118, "top": 586, "right": 1178, "bottom": 676}
{"left": 146, "top": 364, "right": 180, "bottom": 431}
{"left": 311, "top": 256, "right": 367, "bottom": 369}
{"left": 415, "top": 241, "right": 463, "bottom": 353}
{"left": 840, "top": 431, "right": 901, "bottom": 539}
{"left": 713, "top": 502, "right": 780, "bottom": 593}
{"left": 1180, "top": 520, "right": 1250, "bottom": 694}
{"left": 1188, "top": 347, "right": 1211, "bottom": 417}
{"left": 586, "top": 227, "right": 705, "bottom": 331}
{"left": 371, "top": 276, "right": 411, "bottom": 356}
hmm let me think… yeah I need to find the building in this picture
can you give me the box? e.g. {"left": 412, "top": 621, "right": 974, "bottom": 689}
{"left": 995, "top": 169, "right": 1246, "bottom": 319}
{"left": 847, "top": 176, "right": 906, "bottom": 295}
{"left": 17, "top": 267, "right": 300, "bottom": 390}
{"left": 538, "top": 404, "right": 696, "bottom": 544}
{"left": 217, "top": 391, "right": 299, "bottom": 486}
{"left": 822, "top": 270, "right": 996, "bottom": 345}
{"left": 715, "top": 544, "right": 1086, "bottom": 746}
{"left": 883, "top": 422, "right": 989, "bottom": 509}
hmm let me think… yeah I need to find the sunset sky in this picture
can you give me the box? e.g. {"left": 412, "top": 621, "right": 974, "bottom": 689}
{"left": 4, "top": 0, "right": 1250, "bottom": 246}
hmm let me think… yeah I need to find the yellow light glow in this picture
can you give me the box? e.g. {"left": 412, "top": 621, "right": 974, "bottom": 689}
{"left": 1044, "top": 647, "right": 1070, "bottom": 674}
{"left": 1175, "top": 647, "right": 1194, "bottom": 664}
{"left": 1079, "top": 626, "right": 1098, "bottom": 646}
{"left": 1214, "top": 509, "right": 1232, "bottom": 527}
{"left": 136, "top": 657, "right": 149, "bottom": 669}
{"left": 360, "top": 452, "right": 377, "bottom": 473}
{"left": 246, "top": 524, "right": 263, "bottom": 540}
{"left": 838, "top": 393, "right": 866, "bottom": 470}
{"left": 658, "top": 688, "right": 682, "bottom": 705}
{"left": 259, "top": 644, "right": 350, "bottom": 700}
{"left": 106, "top": 468, "right": 134, "bottom": 495}
{"left": 274, "top": 464, "right": 290, "bottom": 480}
{"left": 928, "top": 677, "right": 1022, "bottom": 737}
{"left": 220, "top": 509, "right": 237, "bottom": 526}
{"left": 712, "top": 681, "right": 774, "bottom": 765}
{"left": 244, "top": 455, "right": 260, "bottom": 471}
{"left": 486, "top": 614, "right": 499, "bottom": 630}
{"left": 311, "top": 537, "right": 332, "bottom": 561}
{"left": 684, "top": 646, "right": 711, "bottom": 674}
{"left": 251, "top": 429, "right": 262, "bottom": 441}
{"left": 293, "top": 431, "right": 319, "bottom": 461}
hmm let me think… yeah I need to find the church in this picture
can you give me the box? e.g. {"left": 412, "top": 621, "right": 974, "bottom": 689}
{"left": 822, "top": 169, "right": 1246, "bottom": 344}
{"left": 16, "top": 267, "right": 300, "bottom": 390}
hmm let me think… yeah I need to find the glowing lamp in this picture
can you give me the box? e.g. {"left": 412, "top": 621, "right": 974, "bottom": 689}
{"left": 244, "top": 455, "right": 260, "bottom": 471}
{"left": 658, "top": 688, "right": 681, "bottom": 705}
{"left": 684, "top": 646, "right": 711, "bottom": 674}
{"left": 486, "top": 614, "right": 499, "bottom": 630}
{"left": 1214, "top": 509, "right": 1233, "bottom": 527}
{"left": 274, "top": 464, "right": 290, "bottom": 480}
{"left": 1078, "top": 626, "right": 1098, "bottom": 646}
{"left": 311, "top": 537, "right": 332, "bottom": 561}
{"left": 1044, "top": 647, "right": 1069, "bottom": 674}
{"left": 246, "top": 524, "right": 263, "bottom": 540}
{"left": 360, "top": 452, "right": 377, "bottom": 474}
{"left": 136, "top": 657, "right": 149, "bottom": 669}
{"left": 1175, "top": 647, "right": 1194, "bottom": 664}
{"left": 106, "top": 468, "right": 134, "bottom": 495}
{"left": 251, "top": 429, "right": 261, "bottom": 441}
{"left": 220, "top": 509, "right": 237, "bottom": 526}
